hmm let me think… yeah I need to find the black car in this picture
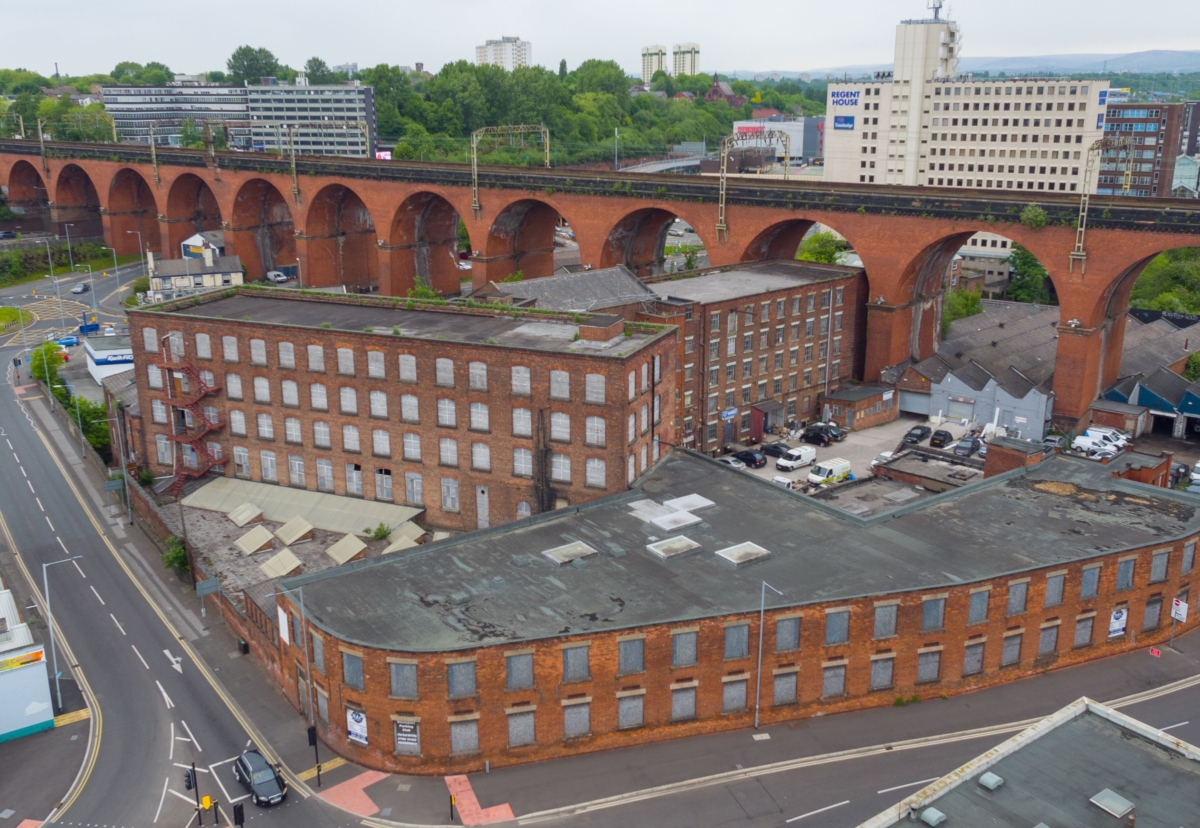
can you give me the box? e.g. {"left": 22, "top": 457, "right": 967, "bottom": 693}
{"left": 903, "top": 425, "right": 932, "bottom": 444}
{"left": 233, "top": 749, "right": 288, "bottom": 807}
{"left": 801, "top": 428, "right": 833, "bottom": 447}
{"left": 929, "top": 429, "right": 954, "bottom": 448}
{"left": 953, "top": 437, "right": 981, "bottom": 457}
{"left": 733, "top": 450, "right": 768, "bottom": 468}
{"left": 760, "top": 442, "right": 792, "bottom": 459}
{"left": 817, "top": 423, "right": 848, "bottom": 442}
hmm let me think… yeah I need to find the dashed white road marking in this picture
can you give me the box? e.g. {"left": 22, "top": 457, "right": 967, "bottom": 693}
{"left": 89, "top": 585, "right": 105, "bottom": 605}
{"left": 1161, "top": 721, "right": 1190, "bottom": 731}
{"left": 71, "top": 558, "right": 85, "bottom": 578}
{"left": 26, "top": 479, "right": 33, "bottom": 492}
{"left": 877, "top": 777, "right": 941, "bottom": 795}
{"left": 46, "top": 515, "right": 55, "bottom": 531}
{"left": 786, "top": 800, "right": 851, "bottom": 823}
{"left": 19, "top": 466, "right": 26, "bottom": 477}
{"left": 57, "top": 536, "right": 69, "bottom": 555}
{"left": 35, "top": 496, "right": 43, "bottom": 511}
{"left": 109, "top": 613, "right": 125, "bottom": 635}
{"left": 131, "top": 644, "right": 150, "bottom": 669}
{"left": 169, "top": 721, "right": 174, "bottom": 761}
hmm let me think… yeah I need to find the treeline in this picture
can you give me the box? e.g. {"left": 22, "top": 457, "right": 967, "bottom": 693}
{"left": 1129, "top": 248, "right": 1200, "bottom": 313}
{"left": 0, "top": 241, "right": 108, "bottom": 283}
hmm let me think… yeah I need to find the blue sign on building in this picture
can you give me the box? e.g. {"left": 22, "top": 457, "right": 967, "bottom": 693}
{"left": 1098, "top": 89, "right": 1108, "bottom": 105}
{"left": 834, "top": 116, "right": 855, "bottom": 130}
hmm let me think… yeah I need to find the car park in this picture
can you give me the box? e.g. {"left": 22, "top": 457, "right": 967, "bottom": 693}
{"left": 953, "top": 437, "right": 981, "bottom": 457}
{"left": 903, "top": 426, "right": 931, "bottom": 444}
{"left": 930, "top": 429, "right": 954, "bottom": 448}
{"left": 1085, "top": 427, "right": 1129, "bottom": 448}
{"left": 716, "top": 456, "right": 746, "bottom": 470}
{"left": 1071, "top": 434, "right": 1109, "bottom": 453}
{"left": 760, "top": 442, "right": 792, "bottom": 459}
{"left": 232, "top": 749, "right": 288, "bottom": 806}
{"left": 733, "top": 450, "right": 768, "bottom": 468}
{"left": 776, "top": 445, "right": 817, "bottom": 471}
{"left": 1043, "top": 434, "right": 1065, "bottom": 450}
{"left": 814, "top": 422, "right": 848, "bottom": 442}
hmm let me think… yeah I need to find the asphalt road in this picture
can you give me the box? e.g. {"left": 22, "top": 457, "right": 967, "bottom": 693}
{"left": 0, "top": 365, "right": 349, "bottom": 827}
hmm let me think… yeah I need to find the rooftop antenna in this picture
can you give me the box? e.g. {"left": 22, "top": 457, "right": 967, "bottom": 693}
{"left": 929, "top": 0, "right": 943, "bottom": 20}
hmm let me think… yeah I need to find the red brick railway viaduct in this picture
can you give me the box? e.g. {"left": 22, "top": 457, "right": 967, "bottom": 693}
{"left": 5, "top": 140, "right": 1200, "bottom": 425}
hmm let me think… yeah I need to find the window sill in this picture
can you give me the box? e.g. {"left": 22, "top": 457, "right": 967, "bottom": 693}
{"left": 723, "top": 655, "right": 750, "bottom": 662}
{"left": 372, "top": 453, "right": 392, "bottom": 460}
{"left": 472, "top": 467, "right": 492, "bottom": 474}
{"left": 339, "top": 412, "right": 358, "bottom": 418}
{"left": 387, "top": 695, "right": 419, "bottom": 702}
{"left": 549, "top": 478, "right": 571, "bottom": 486}
{"left": 436, "top": 423, "right": 458, "bottom": 430}
{"left": 468, "top": 428, "right": 491, "bottom": 434}
{"left": 281, "top": 402, "right": 299, "bottom": 409}
{"left": 873, "top": 634, "right": 898, "bottom": 641}
{"left": 584, "top": 400, "right": 606, "bottom": 406}
{"left": 369, "top": 414, "right": 389, "bottom": 421}
{"left": 400, "top": 419, "right": 419, "bottom": 425}
{"left": 584, "top": 442, "right": 606, "bottom": 449}
{"left": 256, "top": 436, "right": 275, "bottom": 443}
{"left": 348, "top": 737, "right": 368, "bottom": 747}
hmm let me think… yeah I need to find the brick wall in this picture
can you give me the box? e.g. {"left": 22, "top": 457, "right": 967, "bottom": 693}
{"left": 272, "top": 533, "right": 1200, "bottom": 775}
{"left": 129, "top": 297, "right": 677, "bottom": 532}
{"left": 821, "top": 389, "right": 899, "bottom": 431}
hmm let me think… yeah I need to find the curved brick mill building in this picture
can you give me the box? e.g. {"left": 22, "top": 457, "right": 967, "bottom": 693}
{"left": 268, "top": 449, "right": 1199, "bottom": 774}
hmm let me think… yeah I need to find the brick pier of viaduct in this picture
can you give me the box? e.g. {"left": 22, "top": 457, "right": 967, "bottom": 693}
{"left": 4, "top": 139, "right": 1200, "bottom": 424}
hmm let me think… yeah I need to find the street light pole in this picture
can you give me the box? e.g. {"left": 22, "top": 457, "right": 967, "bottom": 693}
{"left": 64, "top": 223, "right": 76, "bottom": 272}
{"left": 43, "top": 556, "right": 82, "bottom": 713}
{"left": 754, "top": 580, "right": 783, "bottom": 729}
{"left": 100, "top": 245, "right": 121, "bottom": 294}
{"left": 93, "top": 414, "right": 133, "bottom": 525}
{"left": 127, "top": 230, "right": 146, "bottom": 280}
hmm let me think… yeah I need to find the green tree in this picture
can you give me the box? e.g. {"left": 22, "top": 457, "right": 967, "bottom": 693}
{"left": 941, "top": 289, "right": 983, "bottom": 337}
{"left": 1184, "top": 353, "right": 1200, "bottom": 382}
{"left": 304, "top": 57, "right": 338, "bottom": 85}
{"left": 29, "top": 342, "right": 63, "bottom": 384}
{"left": 1129, "top": 248, "right": 1200, "bottom": 313}
{"left": 226, "top": 46, "right": 282, "bottom": 85}
{"left": 796, "top": 231, "right": 849, "bottom": 264}
{"left": 558, "top": 59, "right": 567, "bottom": 81}
{"left": 1006, "top": 243, "right": 1052, "bottom": 304}
{"left": 1019, "top": 204, "right": 1048, "bottom": 231}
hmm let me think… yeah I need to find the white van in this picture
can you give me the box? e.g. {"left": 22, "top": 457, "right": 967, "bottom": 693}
{"left": 1071, "top": 434, "right": 1110, "bottom": 453}
{"left": 808, "top": 458, "right": 851, "bottom": 486}
{"left": 776, "top": 445, "right": 816, "bottom": 471}
{"left": 1085, "top": 427, "right": 1129, "bottom": 448}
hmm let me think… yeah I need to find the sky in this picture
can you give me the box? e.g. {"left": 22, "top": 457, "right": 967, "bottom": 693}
{"left": 7, "top": 0, "right": 1199, "bottom": 79}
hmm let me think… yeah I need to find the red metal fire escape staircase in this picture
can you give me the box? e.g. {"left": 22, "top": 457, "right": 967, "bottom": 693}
{"left": 157, "top": 357, "right": 224, "bottom": 495}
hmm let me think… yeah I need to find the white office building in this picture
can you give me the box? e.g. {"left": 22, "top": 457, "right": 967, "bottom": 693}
{"left": 101, "top": 83, "right": 251, "bottom": 147}
{"left": 642, "top": 46, "right": 669, "bottom": 83}
{"left": 246, "top": 82, "right": 376, "bottom": 158}
{"left": 823, "top": 10, "right": 1108, "bottom": 193}
{"left": 476, "top": 37, "right": 533, "bottom": 71}
{"left": 673, "top": 43, "right": 700, "bottom": 77}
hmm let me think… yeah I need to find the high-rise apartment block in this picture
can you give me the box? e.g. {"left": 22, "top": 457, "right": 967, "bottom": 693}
{"left": 475, "top": 37, "right": 533, "bottom": 71}
{"left": 642, "top": 46, "right": 668, "bottom": 83}
{"left": 673, "top": 43, "right": 700, "bottom": 77}
{"left": 1099, "top": 103, "right": 1182, "bottom": 197}
{"left": 823, "top": 13, "right": 1108, "bottom": 193}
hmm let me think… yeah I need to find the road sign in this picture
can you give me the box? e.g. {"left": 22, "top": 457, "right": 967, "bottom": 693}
{"left": 1150, "top": 647, "right": 1161, "bottom": 658}
{"left": 104, "top": 478, "right": 125, "bottom": 492}
{"left": 1172, "top": 598, "right": 1189, "bottom": 623}
{"left": 195, "top": 578, "right": 220, "bottom": 597}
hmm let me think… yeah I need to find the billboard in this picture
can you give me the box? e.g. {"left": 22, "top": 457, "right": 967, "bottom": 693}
{"left": 0, "top": 647, "right": 44, "bottom": 674}
{"left": 834, "top": 116, "right": 855, "bottom": 130}
{"left": 375, "top": 150, "right": 393, "bottom": 160}
{"left": 1108, "top": 607, "right": 1127, "bottom": 638}
{"left": 736, "top": 125, "right": 764, "bottom": 134}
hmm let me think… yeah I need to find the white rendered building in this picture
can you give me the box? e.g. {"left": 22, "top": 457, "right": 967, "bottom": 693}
{"left": 642, "top": 46, "right": 669, "bottom": 83}
{"left": 673, "top": 43, "right": 700, "bottom": 77}
{"left": 475, "top": 37, "right": 533, "bottom": 71}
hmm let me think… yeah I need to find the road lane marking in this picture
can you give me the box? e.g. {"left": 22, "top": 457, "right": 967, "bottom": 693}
{"left": 57, "top": 536, "right": 70, "bottom": 554}
{"left": 877, "top": 777, "right": 941, "bottom": 794}
{"left": 71, "top": 558, "right": 84, "bottom": 578}
{"left": 181, "top": 718, "right": 202, "bottom": 752}
{"left": 26, "top": 479, "right": 33, "bottom": 492}
{"left": 1161, "top": 721, "right": 1189, "bottom": 730}
{"left": 35, "top": 496, "right": 43, "bottom": 511}
{"left": 170, "top": 721, "right": 174, "bottom": 761}
{"left": 156, "top": 680, "right": 175, "bottom": 709}
{"left": 109, "top": 613, "right": 124, "bottom": 635}
{"left": 786, "top": 800, "right": 850, "bottom": 823}
{"left": 154, "top": 776, "right": 169, "bottom": 823}
{"left": 131, "top": 644, "right": 150, "bottom": 669}
{"left": 164, "top": 648, "right": 184, "bottom": 673}
{"left": 89, "top": 585, "right": 105, "bottom": 605}
{"left": 174, "top": 762, "right": 209, "bottom": 772}
{"left": 19, "top": 465, "right": 26, "bottom": 477}
{"left": 5, "top": 439, "right": 11, "bottom": 449}
{"left": 11, "top": 452, "right": 17, "bottom": 461}
{"left": 167, "top": 789, "right": 194, "bottom": 803}
{"left": 208, "top": 757, "right": 235, "bottom": 806}
{"left": 47, "top": 516, "right": 56, "bottom": 531}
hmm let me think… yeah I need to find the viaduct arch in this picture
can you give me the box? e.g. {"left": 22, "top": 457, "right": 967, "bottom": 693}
{"left": 4, "top": 140, "right": 1199, "bottom": 425}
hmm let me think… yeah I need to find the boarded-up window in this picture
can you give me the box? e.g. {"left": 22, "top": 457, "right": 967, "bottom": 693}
{"left": 1150, "top": 551, "right": 1169, "bottom": 583}
{"left": 511, "top": 366, "right": 531, "bottom": 395}
{"left": 776, "top": 617, "right": 800, "bottom": 652}
{"left": 916, "top": 651, "right": 941, "bottom": 683}
{"left": 724, "top": 625, "right": 749, "bottom": 659}
{"left": 277, "top": 341, "right": 294, "bottom": 368}
{"left": 1044, "top": 574, "right": 1064, "bottom": 607}
{"left": 822, "top": 665, "right": 846, "bottom": 697}
{"left": 963, "top": 642, "right": 984, "bottom": 675}
{"left": 870, "top": 657, "right": 894, "bottom": 690}
{"left": 390, "top": 662, "right": 417, "bottom": 698}
{"left": 773, "top": 672, "right": 797, "bottom": 705}
{"left": 1143, "top": 599, "right": 1162, "bottom": 630}
{"left": 435, "top": 358, "right": 454, "bottom": 386}
{"left": 310, "top": 383, "right": 327, "bottom": 409}
{"left": 513, "top": 408, "right": 532, "bottom": 437}
{"left": 506, "top": 653, "right": 533, "bottom": 691}
{"left": 563, "top": 646, "right": 589, "bottom": 682}
{"left": 618, "top": 639, "right": 643, "bottom": 674}
{"left": 585, "top": 373, "right": 605, "bottom": 404}
{"left": 367, "top": 351, "right": 384, "bottom": 378}
{"left": 468, "top": 361, "right": 487, "bottom": 391}
{"left": 342, "top": 652, "right": 363, "bottom": 691}
{"left": 195, "top": 333, "right": 212, "bottom": 359}
{"left": 671, "top": 687, "right": 696, "bottom": 720}
{"left": 618, "top": 695, "right": 643, "bottom": 729}
{"left": 1007, "top": 582, "right": 1027, "bottom": 616}
{"left": 563, "top": 703, "right": 589, "bottom": 738}
{"left": 401, "top": 394, "right": 418, "bottom": 422}
{"left": 447, "top": 662, "right": 475, "bottom": 698}
{"left": 398, "top": 354, "right": 417, "bottom": 382}
{"left": 550, "top": 370, "right": 570, "bottom": 400}
{"left": 1038, "top": 625, "right": 1059, "bottom": 656}
{"left": 307, "top": 345, "right": 324, "bottom": 372}
{"left": 1183, "top": 542, "right": 1196, "bottom": 575}
{"left": 250, "top": 339, "right": 266, "bottom": 365}
{"left": 449, "top": 720, "right": 478, "bottom": 754}
{"left": 1117, "top": 559, "right": 1135, "bottom": 591}
{"left": 142, "top": 327, "right": 158, "bottom": 353}
{"left": 224, "top": 373, "right": 242, "bottom": 399}
{"left": 723, "top": 679, "right": 747, "bottom": 712}
{"left": 1073, "top": 617, "right": 1094, "bottom": 648}
{"left": 825, "top": 610, "right": 849, "bottom": 645}
{"left": 874, "top": 605, "right": 896, "bottom": 639}
{"left": 222, "top": 336, "right": 239, "bottom": 362}
{"left": 1080, "top": 566, "right": 1100, "bottom": 598}
{"left": 1001, "top": 633, "right": 1022, "bottom": 666}
{"left": 508, "top": 711, "right": 535, "bottom": 747}
{"left": 672, "top": 631, "right": 697, "bottom": 667}
{"left": 282, "top": 380, "right": 299, "bottom": 406}
{"left": 922, "top": 598, "right": 945, "bottom": 632}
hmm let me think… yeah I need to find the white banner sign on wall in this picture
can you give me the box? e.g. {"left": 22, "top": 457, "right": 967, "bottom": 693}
{"left": 277, "top": 607, "right": 290, "bottom": 644}
{"left": 347, "top": 709, "right": 368, "bottom": 744}
{"left": 1108, "top": 607, "right": 1128, "bottom": 638}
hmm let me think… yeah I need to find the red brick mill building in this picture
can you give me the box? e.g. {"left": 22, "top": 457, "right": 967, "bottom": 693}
{"left": 256, "top": 449, "right": 1199, "bottom": 774}
{"left": 128, "top": 288, "right": 677, "bottom": 530}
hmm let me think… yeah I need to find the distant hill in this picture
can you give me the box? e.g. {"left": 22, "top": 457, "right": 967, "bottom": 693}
{"left": 728, "top": 50, "right": 1200, "bottom": 79}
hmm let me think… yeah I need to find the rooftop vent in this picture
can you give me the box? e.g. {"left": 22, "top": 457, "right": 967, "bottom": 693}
{"left": 714, "top": 542, "right": 771, "bottom": 567}
{"left": 651, "top": 511, "right": 702, "bottom": 531}
{"left": 540, "top": 541, "right": 598, "bottom": 566}
{"left": 882, "top": 489, "right": 920, "bottom": 503}
{"left": 919, "top": 807, "right": 947, "bottom": 826}
{"left": 1090, "top": 788, "right": 1134, "bottom": 819}
{"left": 663, "top": 494, "right": 715, "bottom": 512}
{"left": 978, "top": 771, "right": 1004, "bottom": 791}
{"left": 647, "top": 536, "right": 701, "bottom": 560}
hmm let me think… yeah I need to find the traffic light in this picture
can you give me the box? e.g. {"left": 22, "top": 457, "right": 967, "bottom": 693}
{"left": 183, "top": 769, "right": 194, "bottom": 790}
{"left": 308, "top": 725, "right": 317, "bottom": 746}
{"left": 233, "top": 803, "right": 245, "bottom": 826}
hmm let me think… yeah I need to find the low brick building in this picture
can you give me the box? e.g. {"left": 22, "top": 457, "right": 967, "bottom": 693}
{"left": 262, "top": 450, "right": 1199, "bottom": 774}
{"left": 819, "top": 385, "right": 899, "bottom": 431}
{"left": 128, "top": 289, "right": 677, "bottom": 531}
{"left": 640, "top": 260, "right": 867, "bottom": 451}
